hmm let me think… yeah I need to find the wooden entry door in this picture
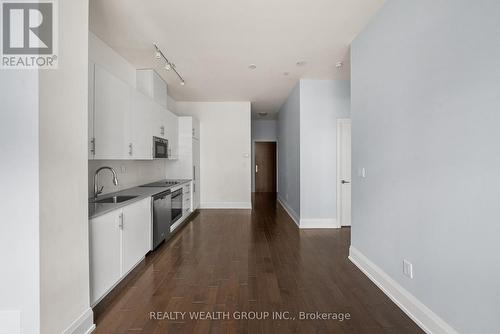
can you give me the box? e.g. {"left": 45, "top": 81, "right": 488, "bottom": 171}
{"left": 255, "top": 142, "right": 277, "bottom": 192}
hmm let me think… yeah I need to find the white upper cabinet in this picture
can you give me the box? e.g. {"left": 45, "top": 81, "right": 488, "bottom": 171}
{"left": 88, "top": 62, "right": 95, "bottom": 159}
{"left": 164, "top": 109, "right": 179, "bottom": 159}
{"left": 93, "top": 64, "right": 131, "bottom": 160}
{"left": 128, "top": 90, "right": 154, "bottom": 159}
{"left": 89, "top": 65, "right": 178, "bottom": 160}
{"left": 136, "top": 69, "right": 168, "bottom": 109}
{"left": 192, "top": 117, "right": 200, "bottom": 140}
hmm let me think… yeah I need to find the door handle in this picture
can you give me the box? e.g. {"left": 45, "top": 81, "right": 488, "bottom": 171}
{"left": 341, "top": 180, "right": 350, "bottom": 184}
{"left": 255, "top": 165, "right": 258, "bottom": 173}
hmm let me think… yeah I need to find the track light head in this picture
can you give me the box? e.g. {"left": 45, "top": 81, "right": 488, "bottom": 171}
{"left": 180, "top": 80, "right": 185, "bottom": 86}
{"left": 164, "top": 62, "right": 171, "bottom": 71}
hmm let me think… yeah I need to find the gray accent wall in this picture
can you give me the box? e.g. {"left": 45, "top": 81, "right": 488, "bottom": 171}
{"left": 277, "top": 83, "right": 301, "bottom": 219}
{"left": 300, "top": 80, "right": 350, "bottom": 221}
{"left": 351, "top": 1, "right": 500, "bottom": 333}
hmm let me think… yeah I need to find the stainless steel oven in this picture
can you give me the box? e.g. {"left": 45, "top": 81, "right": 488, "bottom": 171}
{"left": 171, "top": 188, "right": 183, "bottom": 224}
{"left": 153, "top": 136, "right": 169, "bottom": 159}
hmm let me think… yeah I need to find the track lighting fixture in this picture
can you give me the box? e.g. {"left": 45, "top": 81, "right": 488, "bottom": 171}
{"left": 153, "top": 43, "right": 186, "bottom": 86}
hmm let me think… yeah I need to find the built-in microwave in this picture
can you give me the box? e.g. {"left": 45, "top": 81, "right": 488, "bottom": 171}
{"left": 153, "top": 136, "right": 169, "bottom": 159}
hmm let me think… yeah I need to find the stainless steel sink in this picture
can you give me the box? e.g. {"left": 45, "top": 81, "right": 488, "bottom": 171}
{"left": 93, "top": 195, "right": 137, "bottom": 204}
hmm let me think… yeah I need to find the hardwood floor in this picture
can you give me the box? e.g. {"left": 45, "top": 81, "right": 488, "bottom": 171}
{"left": 93, "top": 193, "right": 423, "bottom": 334}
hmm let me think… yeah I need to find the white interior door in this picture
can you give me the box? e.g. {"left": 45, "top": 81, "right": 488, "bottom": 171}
{"left": 337, "top": 119, "right": 352, "bottom": 226}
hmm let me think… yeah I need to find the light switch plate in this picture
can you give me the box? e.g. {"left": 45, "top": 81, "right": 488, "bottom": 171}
{"left": 403, "top": 259, "right": 414, "bottom": 279}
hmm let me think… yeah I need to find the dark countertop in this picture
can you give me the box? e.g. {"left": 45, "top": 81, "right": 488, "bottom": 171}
{"left": 89, "top": 179, "right": 191, "bottom": 219}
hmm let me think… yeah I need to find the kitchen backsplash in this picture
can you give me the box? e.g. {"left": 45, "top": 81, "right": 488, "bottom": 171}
{"left": 88, "top": 160, "right": 168, "bottom": 196}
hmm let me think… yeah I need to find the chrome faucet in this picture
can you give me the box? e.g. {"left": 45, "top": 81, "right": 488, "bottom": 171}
{"left": 93, "top": 166, "right": 119, "bottom": 198}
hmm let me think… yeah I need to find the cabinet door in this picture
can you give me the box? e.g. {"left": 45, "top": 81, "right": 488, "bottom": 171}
{"left": 183, "top": 184, "right": 191, "bottom": 213}
{"left": 94, "top": 65, "right": 130, "bottom": 159}
{"left": 192, "top": 117, "right": 200, "bottom": 140}
{"left": 88, "top": 62, "right": 95, "bottom": 159}
{"left": 122, "top": 198, "right": 151, "bottom": 275}
{"left": 152, "top": 70, "right": 168, "bottom": 108}
{"left": 151, "top": 103, "right": 166, "bottom": 139}
{"left": 192, "top": 138, "right": 201, "bottom": 209}
{"left": 90, "top": 210, "right": 121, "bottom": 305}
{"left": 164, "top": 109, "right": 178, "bottom": 159}
{"left": 129, "top": 90, "right": 154, "bottom": 159}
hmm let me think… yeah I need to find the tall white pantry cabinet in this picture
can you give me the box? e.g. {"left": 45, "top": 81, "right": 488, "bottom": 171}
{"left": 167, "top": 116, "right": 201, "bottom": 210}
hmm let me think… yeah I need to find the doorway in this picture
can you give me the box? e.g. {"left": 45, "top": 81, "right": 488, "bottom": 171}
{"left": 337, "top": 119, "right": 351, "bottom": 226}
{"left": 255, "top": 142, "right": 277, "bottom": 192}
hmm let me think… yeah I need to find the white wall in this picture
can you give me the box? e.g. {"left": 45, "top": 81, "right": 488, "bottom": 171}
{"left": 88, "top": 32, "right": 169, "bottom": 194}
{"left": 277, "top": 83, "right": 301, "bottom": 221}
{"left": 251, "top": 120, "right": 277, "bottom": 192}
{"left": 0, "top": 72, "right": 40, "bottom": 334}
{"left": 300, "top": 80, "right": 350, "bottom": 226}
{"left": 176, "top": 102, "right": 252, "bottom": 208}
{"left": 39, "top": 1, "right": 94, "bottom": 333}
{"left": 351, "top": 1, "right": 500, "bottom": 333}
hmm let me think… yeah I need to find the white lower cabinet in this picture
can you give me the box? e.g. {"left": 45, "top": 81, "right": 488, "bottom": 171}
{"left": 90, "top": 197, "right": 151, "bottom": 305}
{"left": 89, "top": 209, "right": 121, "bottom": 305}
{"left": 183, "top": 183, "right": 192, "bottom": 213}
{"left": 121, "top": 198, "right": 151, "bottom": 274}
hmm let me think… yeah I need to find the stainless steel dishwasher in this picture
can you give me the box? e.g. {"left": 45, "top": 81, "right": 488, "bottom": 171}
{"left": 152, "top": 189, "right": 172, "bottom": 249}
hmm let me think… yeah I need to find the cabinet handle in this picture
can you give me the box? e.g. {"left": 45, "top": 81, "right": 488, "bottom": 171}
{"left": 119, "top": 213, "right": 124, "bottom": 229}
{"left": 90, "top": 138, "right": 96, "bottom": 155}
{"left": 193, "top": 166, "right": 196, "bottom": 180}
{"left": 192, "top": 128, "right": 195, "bottom": 137}
{"left": 129, "top": 143, "right": 133, "bottom": 156}
{"left": 255, "top": 164, "right": 258, "bottom": 173}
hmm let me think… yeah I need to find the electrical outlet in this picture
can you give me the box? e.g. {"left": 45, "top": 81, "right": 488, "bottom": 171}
{"left": 120, "top": 165, "right": 126, "bottom": 173}
{"left": 403, "top": 260, "right": 413, "bottom": 279}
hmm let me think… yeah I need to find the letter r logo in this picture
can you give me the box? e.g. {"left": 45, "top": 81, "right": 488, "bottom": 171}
{"left": 2, "top": 2, "right": 53, "bottom": 54}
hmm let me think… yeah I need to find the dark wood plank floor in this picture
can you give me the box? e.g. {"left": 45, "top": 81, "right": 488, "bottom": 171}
{"left": 93, "top": 193, "right": 423, "bottom": 334}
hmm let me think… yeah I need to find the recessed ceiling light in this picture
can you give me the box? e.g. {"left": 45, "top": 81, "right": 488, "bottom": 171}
{"left": 296, "top": 61, "right": 307, "bottom": 66}
{"left": 258, "top": 112, "right": 268, "bottom": 117}
{"left": 336, "top": 61, "right": 344, "bottom": 69}
{"left": 248, "top": 64, "right": 257, "bottom": 70}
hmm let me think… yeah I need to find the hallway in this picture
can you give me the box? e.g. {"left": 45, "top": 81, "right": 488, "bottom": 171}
{"left": 93, "top": 193, "right": 422, "bottom": 333}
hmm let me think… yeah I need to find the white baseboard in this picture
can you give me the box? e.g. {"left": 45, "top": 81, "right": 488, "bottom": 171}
{"left": 200, "top": 202, "right": 252, "bottom": 209}
{"left": 348, "top": 246, "right": 458, "bottom": 334}
{"left": 299, "top": 218, "right": 339, "bottom": 229}
{"left": 277, "top": 196, "right": 300, "bottom": 227}
{"left": 62, "top": 308, "right": 95, "bottom": 334}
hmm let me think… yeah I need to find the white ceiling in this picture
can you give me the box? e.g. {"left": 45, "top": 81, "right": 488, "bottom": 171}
{"left": 89, "top": 0, "right": 384, "bottom": 119}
